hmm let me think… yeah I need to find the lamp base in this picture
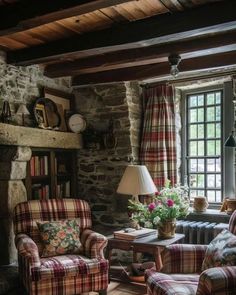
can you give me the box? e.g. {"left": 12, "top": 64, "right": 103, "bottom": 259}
{"left": 132, "top": 194, "right": 140, "bottom": 203}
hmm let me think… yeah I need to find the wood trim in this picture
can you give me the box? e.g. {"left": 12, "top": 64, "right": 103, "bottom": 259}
{"left": 7, "top": 0, "right": 236, "bottom": 66}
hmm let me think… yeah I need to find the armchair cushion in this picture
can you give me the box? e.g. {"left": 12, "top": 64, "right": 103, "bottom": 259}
{"left": 145, "top": 269, "right": 199, "bottom": 295}
{"left": 37, "top": 219, "right": 82, "bottom": 257}
{"left": 31, "top": 255, "right": 108, "bottom": 281}
{"left": 202, "top": 229, "right": 236, "bottom": 271}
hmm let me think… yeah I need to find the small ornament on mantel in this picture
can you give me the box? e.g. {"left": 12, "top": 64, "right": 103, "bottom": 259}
{"left": 0, "top": 100, "right": 11, "bottom": 123}
{"left": 16, "top": 104, "right": 30, "bottom": 126}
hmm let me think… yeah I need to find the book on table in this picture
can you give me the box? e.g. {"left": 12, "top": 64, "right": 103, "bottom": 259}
{"left": 113, "top": 228, "right": 156, "bottom": 241}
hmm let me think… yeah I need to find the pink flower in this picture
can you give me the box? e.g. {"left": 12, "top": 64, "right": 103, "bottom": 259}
{"left": 155, "top": 191, "right": 161, "bottom": 196}
{"left": 167, "top": 199, "right": 174, "bottom": 207}
{"left": 148, "top": 202, "right": 156, "bottom": 212}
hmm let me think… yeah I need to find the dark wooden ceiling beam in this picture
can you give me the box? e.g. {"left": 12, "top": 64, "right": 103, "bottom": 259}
{"left": 44, "top": 31, "right": 236, "bottom": 77}
{"left": 0, "top": 0, "right": 134, "bottom": 36}
{"left": 71, "top": 51, "right": 236, "bottom": 86}
{"left": 8, "top": 0, "right": 236, "bottom": 66}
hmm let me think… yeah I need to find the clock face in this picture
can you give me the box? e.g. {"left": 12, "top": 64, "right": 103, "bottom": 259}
{"left": 68, "top": 114, "right": 86, "bottom": 133}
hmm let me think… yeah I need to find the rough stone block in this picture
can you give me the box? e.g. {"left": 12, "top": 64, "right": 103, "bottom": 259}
{"left": 0, "top": 180, "right": 27, "bottom": 265}
{"left": 0, "top": 180, "right": 27, "bottom": 216}
{"left": 0, "top": 161, "right": 27, "bottom": 180}
{"left": 0, "top": 146, "right": 31, "bottom": 162}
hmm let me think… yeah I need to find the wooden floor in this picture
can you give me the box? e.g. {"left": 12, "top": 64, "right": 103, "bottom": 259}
{"left": 92, "top": 281, "right": 147, "bottom": 295}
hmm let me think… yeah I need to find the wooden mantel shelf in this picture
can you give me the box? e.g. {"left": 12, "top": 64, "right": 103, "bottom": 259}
{"left": 0, "top": 123, "right": 83, "bottom": 149}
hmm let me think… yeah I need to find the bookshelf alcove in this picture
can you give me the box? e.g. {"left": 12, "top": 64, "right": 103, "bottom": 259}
{"left": 0, "top": 123, "right": 82, "bottom": 200}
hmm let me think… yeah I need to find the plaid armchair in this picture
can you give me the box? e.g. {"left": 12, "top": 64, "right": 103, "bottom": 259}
{"left": 146, "top": 210, "right": 236, "bottom": 295}
{"left": 13, "top": 199, "right": 108, "bottom": 295}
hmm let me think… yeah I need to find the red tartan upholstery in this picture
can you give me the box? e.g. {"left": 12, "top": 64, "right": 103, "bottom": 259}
{"left": 13, "top": 199, "right": 108, "bottom": 295}
{"left": 145, "top": 211, "right": 236, "bottom": 295}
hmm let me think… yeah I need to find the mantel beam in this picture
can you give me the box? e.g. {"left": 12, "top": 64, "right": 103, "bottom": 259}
{"left": 44, "top": 31, "right": 236, "bottom": 77}
{"left": 8, "top": 0, "right": 236, "bottom": 66}
{"left": 0, "top": 0, "right": 134, "bottom": 36}
{"left": 72, "top": 51, "right": 236, "bottom": 86}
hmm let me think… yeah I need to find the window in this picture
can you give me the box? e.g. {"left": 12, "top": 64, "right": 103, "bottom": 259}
{"left": 186, "top": 90, "right": 223, "bottom": 203}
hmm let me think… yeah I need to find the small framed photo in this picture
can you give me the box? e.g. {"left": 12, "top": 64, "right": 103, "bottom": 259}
{"left": 34, "top": 103, "right": 48, "bottom": 128}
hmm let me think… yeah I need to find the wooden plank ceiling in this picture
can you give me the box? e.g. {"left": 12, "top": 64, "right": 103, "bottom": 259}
{"left": 0, "top": 0, "right": 235, "bottom": 86}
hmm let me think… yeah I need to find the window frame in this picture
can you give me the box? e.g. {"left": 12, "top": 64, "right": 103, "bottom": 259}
{"left": 181, "top": 82, "right": 234, "bottom": 209}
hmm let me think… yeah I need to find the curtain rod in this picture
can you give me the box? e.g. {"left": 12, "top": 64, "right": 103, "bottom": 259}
{"left": 140, "top": 70, "right": 235, "bottom": 89}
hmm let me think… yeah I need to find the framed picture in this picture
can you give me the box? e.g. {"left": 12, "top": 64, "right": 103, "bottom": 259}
{"left": 34, "top": 103, "right": 48, "bottom": 128}
{"left": 44, "top": 87, "right": 73, "bottom": 131}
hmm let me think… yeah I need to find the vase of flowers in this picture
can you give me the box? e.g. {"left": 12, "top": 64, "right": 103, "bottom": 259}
{"left": 128, "top": 180, "right": 190, "bottom": 239}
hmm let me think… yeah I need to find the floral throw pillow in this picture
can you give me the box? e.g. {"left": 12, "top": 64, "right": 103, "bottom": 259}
{"left": 202, "top": 229, "right": 236, "bottom": 271}
{"left": 37, "top": 219, "right": 82, "bottom": 257}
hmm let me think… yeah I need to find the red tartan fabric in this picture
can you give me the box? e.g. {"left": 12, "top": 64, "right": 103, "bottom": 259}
{"left": 140, "top": 85, "right": 177, "bottom": 188}
{"left": 13, "top": 199, "right": 108, "bottom": 295}
{"left": 161, "top": 244, "right": 207, "bottom": 274}
{"left": 145, "top": 213, "right": 236, "bottom": 295}
{"left": 197, "top": 266, "right": 236, "bottom": 295}
{"left": 145, "top": 270, "right": 199, "bottom": 295}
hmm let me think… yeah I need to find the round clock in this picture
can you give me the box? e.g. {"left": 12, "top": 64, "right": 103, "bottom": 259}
{"left": 68, "top": 114, "right": 86, "bottom": 133}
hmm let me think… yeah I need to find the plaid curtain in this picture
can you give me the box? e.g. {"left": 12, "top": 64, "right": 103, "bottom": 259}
{"left": 140, "top": 85, "right": 177, "bottom": 188}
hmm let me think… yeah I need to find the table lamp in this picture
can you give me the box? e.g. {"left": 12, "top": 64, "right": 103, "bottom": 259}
{"left": 117, "top": 165, "right": 157, "bottom": 203}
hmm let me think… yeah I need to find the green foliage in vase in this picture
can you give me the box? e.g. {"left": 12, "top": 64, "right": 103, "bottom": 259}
{"left": 128, "top": 180, "right": 190, "bottom": 228}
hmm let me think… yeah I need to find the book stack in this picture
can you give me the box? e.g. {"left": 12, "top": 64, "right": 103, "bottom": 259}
{"left": 30, "top": 156, "right": 48, "bottom": 176}
{"left": 113, "top": 228, "right": 156, "bottom": 241}
{"left": 57, "top": 181, "right": 70, "bottom": 198}
{"left": 32, "top": 184, "right": 50, "bottom": 200}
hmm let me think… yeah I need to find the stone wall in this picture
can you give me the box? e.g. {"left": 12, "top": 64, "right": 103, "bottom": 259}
{"left": 73, "top": 81, "right": 142, "bottom": 228}
{"left": 0, "top": 52, "right": 71, "bottom": 126}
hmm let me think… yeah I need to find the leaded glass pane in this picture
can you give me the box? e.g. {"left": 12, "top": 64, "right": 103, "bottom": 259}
{"left": 190, "top": 141, "right": 197, "bottom": 156}
{"left": 198, "top": 95, "right": 204, "bottom": 106}
{"left": 207, "top": 140, "right": 215, "bottom": 155}
{"left": 207, "top": 107, "right": 215, "bottom": 121}
{"left": 216, "top": 175, "right": 221, "bottom": 188}
{"left": 189, "top": 96, "right": 197, "bottom": 107}
{"left": 216, "top": 191, "right": 221, "bottom": 202}
{"left": 216, "top": 158, "right": 221, "bottom": 172}
{"left": 207, "top": 159, "right": 215, "bottom": 172}
{"left": 207, "top": 93, "right": 215, "bottom": 105}
{"left": 215, "top": 92, "right": 221, "bottom": 104}
{"left": 198, "top": 141, "right": 204, "bottom": 156}
{"left": 197, "top": 159, "right": 204, "bottom": 172}
{"left": 190, "top": 159, "right": 197, "bottom": 172}
{"left": 190, "top": 109, "right": 197, "bottom": 122}
{"left": 207, "top": 123, "right": 215, "bottom": 138}
{"left": 216, "top": 123, "right": 221, "bottom": 137}
{"left": 207, "top": 190, "right": 215, "bottom": 202}
{"left": 207, "top": 174, "right": 215, "bottom": 188}
{"left": 216, "top": 106, "right": 221, "bottom": 121}
{"left": 197, "top": 124, "right": 204, "bottom": 138}
{"left": 198, "top": 108, "right": 204, "bottom": 121}
{"left": 197, "top": 174, "right": 204, "bottom": 187}
{"left": 190, "top": 125, "right": 197, "bottom": 139}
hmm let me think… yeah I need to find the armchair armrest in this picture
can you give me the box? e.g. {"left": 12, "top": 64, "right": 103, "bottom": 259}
{"left": 161, "top": 244, "right": 207, "bottom": 274}
{"left": 15, "top": 233, "right": 41, "bottom": 269}
{"left": 197, "top": 266, "right": 236, "bottom": 295}
{"left": 80, "top": 229, "right": 108, "bottom": 259}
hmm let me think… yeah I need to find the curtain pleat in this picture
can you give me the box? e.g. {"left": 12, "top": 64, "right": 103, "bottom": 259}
{"left": 140, "top": 85, "right": 177, "bottom": 188}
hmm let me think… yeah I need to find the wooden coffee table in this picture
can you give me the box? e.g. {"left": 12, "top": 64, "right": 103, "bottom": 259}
{"left": 107, "top": 232, "right": 185, "bottom": 272}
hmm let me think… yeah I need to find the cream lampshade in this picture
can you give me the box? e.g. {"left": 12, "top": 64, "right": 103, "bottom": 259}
{"left": 117, "top": 165, "right": 157, "bottom": 203}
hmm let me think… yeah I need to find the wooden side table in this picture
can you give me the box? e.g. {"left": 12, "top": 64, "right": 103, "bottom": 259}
{"left": 107, "top": 232, "right": 185, "bottom": 273}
